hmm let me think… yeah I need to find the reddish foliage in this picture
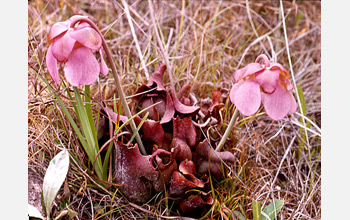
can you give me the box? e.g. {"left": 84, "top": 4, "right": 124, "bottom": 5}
{"left": 195, "top": 139, "right": 235, "bottom": 180}
{"left": 114, "top": 142, "right": 159, "bottom": 203}
{"left": 132, "top": 65, "right": 175, "bottom": 124}
{"left": 97, "top": 65, "right": 236, "bottom": 216}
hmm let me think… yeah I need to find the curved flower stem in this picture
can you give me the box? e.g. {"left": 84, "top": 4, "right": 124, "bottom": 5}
{"left": 255, "top": 54, "right": 270, "bottom": 68}
{"left": 70, "top": 17, "right": 146, "bottom": 155}
{"left": 216, "top": 108, "right": 239, "bottom": 151}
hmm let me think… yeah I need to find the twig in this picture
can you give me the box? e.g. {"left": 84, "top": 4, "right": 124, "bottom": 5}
{"left": 294, "top": 112, "right": 321, "bottom": 134}
{"left": 69, "top": 153, "right": 113, "bottom": 197}
{"left": 275, "top": 26, "right": 319, "bottom": 57}
{"left": 147, "top": 0, "right": 176, "bottom": 95}
{"left": 279, "top": 0, "right": 310, "bottom": 148}
{"left": 237, "top": 22, "right": 282, "bottom": 69}
{"left": 126, "top": 2, "right": 150, "bottom": 27}
{"left": 127, "top": 202, "right": 196, "bottom": 220}
{"left": 148, "top": 0, "right": 200, "bottom": 115}
{"left": 121, "top": 0, "right": 150, "bottom": 80}
{"left": 237, "top": 6, "right": 293, "bottom": 69}
{"left": 246, "top": 0, "right": 270, "bottom": 58}
{"left": 271, "top": 135, "right": 296, "bottom": 188}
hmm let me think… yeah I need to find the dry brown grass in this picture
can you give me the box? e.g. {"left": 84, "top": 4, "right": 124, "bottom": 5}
{"left": 28, "top": 0, "right": 321, "bottom": 219}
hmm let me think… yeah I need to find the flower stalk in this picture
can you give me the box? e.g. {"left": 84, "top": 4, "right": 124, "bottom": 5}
{"left": 215, "top": 108, "right": 239, "bottom": 151}
{"left": 69, "top": 17, "right": 146, "bottom": 155}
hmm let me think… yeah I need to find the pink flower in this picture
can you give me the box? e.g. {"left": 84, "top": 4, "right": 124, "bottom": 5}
{"left": 229, "top": 54, "right": 297, "bottom": 120}
{"left": 45, "top": 15, "right": 109, "bottom": 86}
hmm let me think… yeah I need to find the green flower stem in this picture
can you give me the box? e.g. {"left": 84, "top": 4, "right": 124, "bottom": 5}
{"left": 70, "top": 17, "right": 146, "bottom": 155}
{"left": 216, "top": 108, "right": 239, "bottom": 151}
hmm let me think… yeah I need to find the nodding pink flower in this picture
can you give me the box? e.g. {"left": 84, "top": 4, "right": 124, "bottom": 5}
{"left": 230, "top": 54, "right": 297, "bottom": 120}
{"left": 45, "top": 15, "right": 109, "bottom": 86}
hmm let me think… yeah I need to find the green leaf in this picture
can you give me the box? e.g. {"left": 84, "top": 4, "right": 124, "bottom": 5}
{"left": 42, "top": 149, "right": 70, "bottom": 218}
{"left": 39, "top": 76, "right": 90, "bottom": 163}
{"left": 261, "top": 200, "right": 284, "bottom": 220}
{"left": 297, "top": 85, "right": 306, "bottom": 118}
{"left": 297, "top": 84, "right": 307, "bottom": 159}
{"left": 84, "top": 85, "right": 98, "bottom": 142}
{"left": 252, "top": 200, "right": 262, "bottom": 220}
{"left": 114, "top": 101, "right": 162, "bottom": 136}
{"left": 102, "top": 141, "right": 114, "bottom": 181}
{"left": 129, "top": 111, "right": 149, "bottom": 143}
{"left": 233, "top": 210, "right": 247, "bottom": 220}
{"left": 42, "top": 77, "right": 103, "bottom": 180}
{"left": 63, "top": 81, "right": 79, "bottom": 117}
{"left": 74, "top": 87, "right": 103, "bottom": 180}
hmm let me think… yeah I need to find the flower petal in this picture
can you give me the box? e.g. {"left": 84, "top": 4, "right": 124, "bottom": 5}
{"left": 69, "top": 26, "right": 102, "bottom": 52}
{"left": 280, "top": 76, "right": 294, "bottom": 91}
{"left": 262, "top": 84, "right": 297, "bottom": 120}
{"left": 45, "top": 45, "right": 60, "bottom": 84}
{"left": 64, "top": 47, "right": 100, "bottom": 86}
{"left": 288, "top": 92, "right": 298, "bottom": 114}
{"left": 234, "top": 63, "right": 263, "bottom": 82}
{"left": 51, "top": 33, "right": 76, "bottom": 62}
{"left": 99, "top": 49, "right": 109, "bottom": 75}
{"left": 48, "top": 20, "right": 70, "bottom": 42}
{"left": 271, "top": 62, "right": 289, "bottom": 76}
{"left": 255, "top": 68, "right": 280, "bottom": 93}
{"left": 229, "top": 79, "right": 261, "bottom": 116}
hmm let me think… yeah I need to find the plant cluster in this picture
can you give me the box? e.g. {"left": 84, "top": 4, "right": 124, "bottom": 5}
{"left": 37, "top": 14, "right": 297, "bottom": 219}
{"left": 28, "top": 1, "right": 321, "bottom": 219}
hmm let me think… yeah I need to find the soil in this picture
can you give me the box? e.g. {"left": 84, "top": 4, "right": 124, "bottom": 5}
{"left": 28, "top": 168, "right": 45, "bottom": 218}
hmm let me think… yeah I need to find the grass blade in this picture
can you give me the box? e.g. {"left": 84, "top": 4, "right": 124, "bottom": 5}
{"left": 252, "top": 200, "right": 262, "bottom": 220}
{"left": 40, "top": 76, "right": 90, "bottom": 156}
{"left": 233, "top": 211, "right": 247, "bottom": 220}
{"left": 40, "top": 75, "right": 104, "bottom": 180}
{"left": 129, "top": 111, "right": 149, "bottom": 143}
{"left": 114, "top": 101, "right": 162, "bottom": 136}
{"left": 84, "top": 85, "right": 98, "bottom": 142}
{"left": 102, "top": 141, "right": 114, "bottom": 181}
{"left": 74, "top": 87, "right": 103, "bottom": 180}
